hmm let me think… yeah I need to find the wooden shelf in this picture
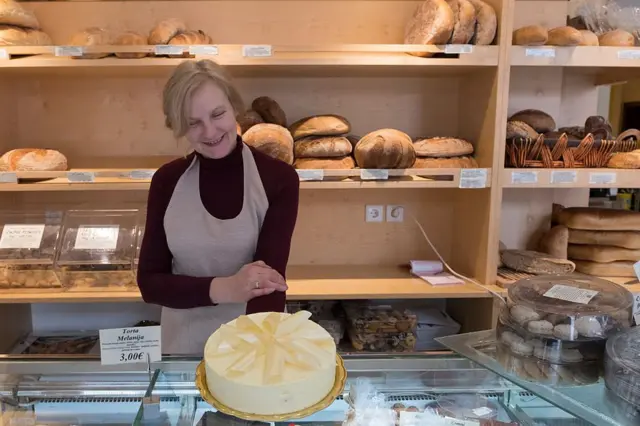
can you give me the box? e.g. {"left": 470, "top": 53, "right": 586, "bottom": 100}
{"left": 502, "top": 168, "right": 640, "bottom": 188}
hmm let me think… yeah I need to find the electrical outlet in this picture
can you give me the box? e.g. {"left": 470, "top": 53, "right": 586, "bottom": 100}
{"left": 365, "top": 205, "right": 384, "bottom": 222}
{"left": 387, "top": 205, "right": 404, "bottom": 222}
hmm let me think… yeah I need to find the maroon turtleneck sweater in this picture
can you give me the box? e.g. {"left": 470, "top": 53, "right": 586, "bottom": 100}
{"left": 137, "top": 137, "right": 300, "bottom": 313}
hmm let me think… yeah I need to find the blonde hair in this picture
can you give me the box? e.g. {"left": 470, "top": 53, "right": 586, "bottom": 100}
{"left": 162, "top": 59, "right": 244, "bottom": 139}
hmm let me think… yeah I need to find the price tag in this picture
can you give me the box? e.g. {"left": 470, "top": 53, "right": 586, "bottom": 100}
{"left": 443, "top": 418, "right": 480, "bottom": 426}
{"left": 54, "top": 46, "right": 84, "bottom": 57}
{"left": 99, "top": 326, "right": 161, "bottom": 366}
{"left": 459, "top": 168, "right": 488, "bottom": 188}
{"left": 0, "top": 49, "right": 8, "bottom": 60}
{"left": 242, "top": 45, "right": 272, "bottom": 57}
{"left": 360, "top": 169, "right": 389, "bottom": 180}
{"left": 471, "top": 407, "right": 493, "bottom": 417}
{"left": 0, "top": 172, "right": 17, "bottom": 184}
{"left": 589, "top": 172, "right": 616, "bottom": 185}
{"left": 189, "top": 45, "right": 219, "bottom": 56}
{"left": 543, "top": 284, "right": 599, "bottom": 305}
{"left": 154, "top": 45, "right": 184, "bottom": 56}
{"left": 444, "top": 44, "right": 473, "bottom": 54}
{"left": 0, "top": 224, "right": 45, "bottom": 249}
{"left": 128, "top": 170, "right": 155, "bottom": 180}
{"left": 74, "top": 225, "right": 119, "bottom": 250}
{"left": 525, "top": 48, "right": 556, "bottom": 58}
{"left": 618, "top": 50, "right": 640, "bottom": 60}
{"left": 67, "top": 171, "right": 95, "bottom": 182}
{"left": 511, "top": 171, "right": 538, "bottom": 184}
{"left": 296, "top": 169, "right": 324, "bottom": 181}
{"left": 550, "top": 170, "right": 577, "bottom": 184}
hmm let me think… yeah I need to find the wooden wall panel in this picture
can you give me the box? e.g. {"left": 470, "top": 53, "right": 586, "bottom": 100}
{"left": 512, "top": 0, "right": 568, "bottom": 29}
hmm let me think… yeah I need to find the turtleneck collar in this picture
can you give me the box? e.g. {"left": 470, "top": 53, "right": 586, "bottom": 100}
{"left": 194, "top": 136, "right": 243, "bottom": 170}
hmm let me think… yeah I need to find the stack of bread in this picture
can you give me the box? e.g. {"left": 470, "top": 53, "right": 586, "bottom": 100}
{"left": 0, "top": 0, "right": 51, "bottom": 46}
{"left": 291, "top": 115, "right": 355, "bottom": 170}
{"left": 513, "top": 25, "right": 635, "bottom": 47}
{"left": 411, "top": 136, "right": 477, "bottom": 168}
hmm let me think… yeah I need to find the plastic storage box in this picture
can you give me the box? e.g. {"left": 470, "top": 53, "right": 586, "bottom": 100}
{"left": 605, "top": 326, "right": 640, "bottom": 408}
{"left": 343, "top": 302, "right": 418, "bottom": 352}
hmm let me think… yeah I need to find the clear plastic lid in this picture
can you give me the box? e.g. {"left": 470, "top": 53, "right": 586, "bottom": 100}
{"left": 435, "top": 394, "right": 497, "bottom": 420}
{"left": 606, "top": 326, "right": 640, "bottom": 377}
{"left": 0, "top": 211, "right": 63, "bottom": 265}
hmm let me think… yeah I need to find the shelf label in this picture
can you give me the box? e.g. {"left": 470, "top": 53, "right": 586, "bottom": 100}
{"left": 67, "top": 171, "right": 95, "bottom": 182}
{"left": 550, "top": 170, "right": 577, "bottom": 184}
{"left": 242, "top": 45, "right": 272, "bottom": 57}
{"left": 189, "top": 45, "right": 219, "bottom": 56}
{"left": 74, "top": 225, "right": 119, "bottom": 250}
{"left": 444, "top": 44, "right": 473, "bottom": 54}
{"left": 589, "top": 172, "right": 616, "bottom": 185}
{"left": 543, "top": 284, "right": 599, "bottom": 305}
{"left": 0, "top": 172, "right": 17, "bottom": 184}
{"left": 154, "top": 45, "right": 184, "bottom": 56}
{"left": 511, "top": 171, "right": 538, "bottom": 184}
{"left": 618, "top": 50, "right": 640, "bottom": 60}
{"left": 99, "top": 326, "right": 161, "bottom": 366}
{"left": 525, "top": 48, "right": 556, "bottom": 58}
{"left": 360, "top": 169, "right": 389, "bottom": 180}
{"left": 296, "top": 169, "right": 324, "bottom": 181}
{"left": 0, "top": 49, "right": 8, "bottom": 60}
{"left": 0, "top": 224, "right": 45, "bottom": 249}
{"left": 54, "top": 46, "right": 84, "bottom": 57}
{"left": 459, "top": 168, "right": 488, "bottom": 188}
{"left": 129, "top": 170, "right": 156, "bottom": 180}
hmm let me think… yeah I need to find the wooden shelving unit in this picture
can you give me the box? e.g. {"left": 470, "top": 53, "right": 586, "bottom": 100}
{"left": 502, "top": 168, "right": 640, "bottom": 188}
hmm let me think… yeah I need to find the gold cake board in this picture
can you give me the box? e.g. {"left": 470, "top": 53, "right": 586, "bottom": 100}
{"left": 195, "top": 354, "right": 347, "bottom": 422}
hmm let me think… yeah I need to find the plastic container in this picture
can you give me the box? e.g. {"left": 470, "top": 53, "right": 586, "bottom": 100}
{"left": 343, "top": 301, "right": 418, "bottom": 334}
{"left": 605, "top": 327, "right": 640, "bottom": 407}
{"left": 346, "top": 327, "right": 417, "bottom": 352}
{"left": 133, "top": 208, "right": 146, "bottom": 275}
{"left": 54, "top": 209, "right": 138, "bottom": 291}
{"left": 436, "top": 394, "right": 498, "bottom": 421}
{"left": 0, "top": 211, "right": 63, "bottom": 290}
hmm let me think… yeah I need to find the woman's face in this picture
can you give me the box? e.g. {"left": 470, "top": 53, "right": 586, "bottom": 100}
{"left": 185, "top": 82, "right": 237, "bottom": 159}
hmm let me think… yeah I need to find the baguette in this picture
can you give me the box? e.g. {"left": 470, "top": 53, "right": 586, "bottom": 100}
{"left": 555, "top": 205, "right": 640, "bottom": 231}
{"left": 568, "top": 244, "right": 640, "bottom": 263}
{"left": 573, "top": 260, "right": 635, "bottom": 277}
{"left": 569, "top": 229, "right": 640, "bottom": 249}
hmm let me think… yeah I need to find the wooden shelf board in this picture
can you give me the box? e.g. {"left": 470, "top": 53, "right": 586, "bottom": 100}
{"left": 502, "top": 168, "right": 640, "bottom": 188}
{"left": 511, "top": 46, "right": 640, "bottom": 68}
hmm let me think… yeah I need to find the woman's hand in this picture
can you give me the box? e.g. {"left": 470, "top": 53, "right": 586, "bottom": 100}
{"left": 209, "top": 261, "right": 288, "bottom": 304}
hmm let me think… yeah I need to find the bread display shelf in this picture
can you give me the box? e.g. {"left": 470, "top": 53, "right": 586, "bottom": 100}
{"left": 501, "top": 168, "right": 640, "bottom": 188}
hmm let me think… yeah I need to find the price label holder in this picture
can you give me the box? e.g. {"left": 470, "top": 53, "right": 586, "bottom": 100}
{"left": 525, "top": 48, "right": 556, "bottom": 58}
{"left": 0, "top": 172, "right": 18, "bottom": 184}
{"left": 296, "top": 169, "right": 324, "bottom": 181}
{"left": 360, "top": 169, "right": 389, "bottom": 180}
{"left": 0, "top": 49, "right": 9, "bottom": 60}
{"left": 67, "top": 171, "right": 95, "bottom": 183}
{"left": 242, "top": 45, "right": 272, "bottom": 57}
{"left": 154, "top": 45, "right": 184, "bottom": 56}
{"left": 189, "top": 45, "right": 219, "bottom": 56}
{"left": 589, "top": 171, "right": 616, "bottom": 185}
{"left": 444, "top": 44, "right": 473, "bottom": 54}
{"left": 99, "top": 325, "right": 161, "bottom": 366}
{"left": 511, "top": 170, "right": 538, "bottom": 184}
{"left": 128, "top": 170, "right": 156, "bottom": 180}
{"left": 459, "top": 168, "right": 488, "bottom": 188}
{"left": 550, "top": 170, "right": 577, "bottom": 184}
{"left": 55, "top": 46, "right": 84, "bottom": 57}
{"left": 618, "top": 50, "right": 640, "bottom": 60}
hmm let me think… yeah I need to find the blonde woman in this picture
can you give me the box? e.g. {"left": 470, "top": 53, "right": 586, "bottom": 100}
{"left": 137, "top": 60, "right": 299, "bottom": 355}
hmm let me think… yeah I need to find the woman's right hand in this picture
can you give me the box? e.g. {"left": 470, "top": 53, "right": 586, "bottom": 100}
{"left": 209, "top": 261, "right": 288, "bottom": 304}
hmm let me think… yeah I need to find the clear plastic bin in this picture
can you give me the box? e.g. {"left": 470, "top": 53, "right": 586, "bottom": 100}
{"left": 343, "top": 301, "right": 418, "bottom": 334}
{"left": 346, "top": 327, "right": 417, "bottom": 352}
{"left": 605, "top": 326, "right": 640, "bottom": 407}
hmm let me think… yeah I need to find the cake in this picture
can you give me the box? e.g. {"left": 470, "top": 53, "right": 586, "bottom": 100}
{"left": 203, "top": 310, "right": 337, "bottom": 416}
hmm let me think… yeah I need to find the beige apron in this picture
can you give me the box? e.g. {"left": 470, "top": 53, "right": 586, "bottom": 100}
{"left": 161, "top": 144, "right": 269, "bottom": 355}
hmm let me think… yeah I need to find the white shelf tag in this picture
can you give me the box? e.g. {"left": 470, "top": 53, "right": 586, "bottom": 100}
{"left": 54, "top": 46, "right": 84, "bottom": 57}
{"left": 360, "top": 169, "right": 389, "bottom": 180}
{"left": 589, "top": 172, "right": 616, "bottom": 185}
{"left": 0, "top": 172, "right": 17, "bottom": 184}
{"left": 67, "top": 171, "right": 95, "bottom": 182}
{"left": 543, "top": 284, "right": 599, "bottom": 305}
{"left": 618, "top": 50, "right": 640, "bottom": 60}
{"left": 189, "top": 45, "right": 219, "bottom": 56}
{"left": 459, "top": 168, "right": 488, "bottom": 188}
{"left": 511, "top": 171, "right": 538, "bottom": 184}
{"left": 0, "top": 224, "right": 45, "bottom": 249}
{"left": 550, "top": 170, "right": 577, "bottom": 184}
{"left": 99, "top": 326, "right": 161, "bottom": 366}
{"left": 242, "top": 45, "right": 272, "bottom": 57}
{"left": 444, "top": 44, "right": 473, "bottom": 54}
{"left": 296, "top": 169, "right": 324, "bottom": 181}
{"left": 74, "top": 225, "right": 119, "bottom": 250}
{"left": 154, "top": 45, "right": 184, "bottom": 55}
{"left": 129, "top": 170, "right": 156, "bottom": 180}
{"left": 0, "top": 49, "right": 8, "bottom": 60}
{"left": 525, "top": 48, "right": 556, "bottom": 58}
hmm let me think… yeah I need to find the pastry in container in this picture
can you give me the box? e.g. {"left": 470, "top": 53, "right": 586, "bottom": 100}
{"left": 605, "top": 326, "right": 640, "bottom": 408}
{"left": 346, "top": 328, "right": 417, "bottom": 352}
{"left": 343, "top": 301, "right": 418, "bottom": 334}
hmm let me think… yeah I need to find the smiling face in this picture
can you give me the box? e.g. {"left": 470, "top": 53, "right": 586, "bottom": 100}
{"left": 185, "top": 81, "right": 238, "bottom": 159}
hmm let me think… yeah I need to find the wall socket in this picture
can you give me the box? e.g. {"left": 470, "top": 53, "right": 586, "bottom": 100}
{"left": 365, "top": 205, "right": 384, "bottom": 222}
{"left": 387, "top": 205, "right": 404, "bottom": 222}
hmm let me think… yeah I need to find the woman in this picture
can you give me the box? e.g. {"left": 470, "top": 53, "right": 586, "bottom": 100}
{"left": 137, "top": 59, "right": 300, "bottom": 355}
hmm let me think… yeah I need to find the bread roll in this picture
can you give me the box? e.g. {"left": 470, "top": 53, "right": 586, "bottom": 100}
{"left": 113, "top": 31, "right": 148, "bottom": 59}
{"left": 252, "top": 96, "right": 287, "bottom": 127}
{"left": 468, "top": 0, "right": 497, "bottom": 45}
{"left": 412, "top": 156, "right": 478, "bottom": 168}
{"left": 568, "top": 244, "right": 640, "bottom": 263}
{"left": 608, "top": 150, "right": 640, "bottom": 169}
{"left": 512, "top": 25, "right": 548, "bottom": 46}
{"left": 500, "top": 250, "right": 575, "bottom": 274}
{"left": 573, "top": 260, "right": 635, "bottom": 277}
{"left": 242, "top": 123, "right": 294, "bottom": 165}
{"left": 569, "top": 229, "right": 640, "bottom": 249}
{"left": 148, "top": 18, "right": 186, "bottom": 45}
{"left": 579, "top": 30, "right": 599, "bottom": 46}
{"left": 508, "top": 109, "right": 555, "bottom": 133}
{"left": 68, "top": 27, "right": 111, "bottom": 59}
{"left": 599, "top": 29, "right": 635, "bottom": 47}
{"left": 168, "top": 30, "right": 212, "bottom": 57}
{"left": 0, "top": 149, "right": 68, "bottom": 171}
{"left": 0, "top": 25, "right": 51, "bottom": 46}
{"left": 507, "top": 120, "right": 539, "bottom": 139}
{"left": 413, "top": 137, "right": 474, "bottom": 157}
{"left": 404, "top": 0, "right": 454, "bottom": 57}
{"left": 354, "top": 129, "right": 416, "bottom": 169}
{"left": 0, "top": 0, "right": 39, "bottom": 30}
{"left": 445, "top": 0, "right": 476, "bottom": 44}
{"left": 294, "top": 136, "right": 353, "bottom": 158}
{"left": 236, "top": 110, "right": 264, "bottom": 134}
{"left": 546, "top": 26, "right": 583, "bottom": 46}
{"left": 294, "top": 156, "right": 355, "bottom": 169}
{"left": 538, "top": 225, "right": 569, "bottom": 259}
{"left": 555, "top": 206, "right": 640, "bottom": 231}
{"left": 289, "top": 115, "right": 350, "bottom": 140}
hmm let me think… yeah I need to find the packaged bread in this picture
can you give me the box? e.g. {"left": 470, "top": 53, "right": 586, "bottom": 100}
{"left": 289, "top": 115, "right": 350, "bottom": 140}
{"left": 412, "top": 156, "right": 478, "bottom": 168}
{"left": 242, "top": 123, "right": 294, "bottom": 165}
{"left": 0, "top": 149, "right": 68, "bottom": 172}
{"left": 598, "top": 29, "right": 635, "bottom": 47}
{"left": 0, "top": 25, "right": 51, "bottom": 46}
{"left": 294, "top": 136, "right": 352, "bottom": 158}
{"left": 354, "top": 129, "right": 416, "bottom": 169}
{"left": 467, "top": 0, "right": 497, "bottom": 45}
{"left": 413, "top": 137, "right": 473, "bottom": 157}
{"left": 500, "top": 250, "right": 576, "bottom": 274}
{"left": 579, "top": 30, "right": 599, "bottom": 46}
{"left": 508, "top": 109, "right": 555, "bottom": 133}
{"left": 568, "top": 245, "right": 640, "bottom": 263}
{"left": 294, "top": 156, "right": 355, "bottom": 169}
{"left": 0, "top": 0, "right": 39, "bottom": 29}
{"left": 554, "top": 205, "right": 640, "bottom": 231}
{"left": 404, "top": 0, "right": 454, "bottom": 57}
{"left": 236, "top": 110, "right": 264, "bottom": 134}
{"left": 68, "top": 27, "right": 111, "bottom": 59}
{"left": 608, "top": 150, "right": 640, "bottom": 169}
{"left": 569, "top": 229, "right": 640, "bottom": 250}
{"left": 538, "top": 225, "right": 569, "bottom": 259}
{"left": 251, "top": 96, "right": 287, "bottom": 127}
{"left": 113, "top": 31, "right": 148, "bottom": 59}
{"left": 507, "top": 120, "right": 539, "bottom": 139}
{"left": 574, "top": 260, "right": 635, "bottom": 277}
{"left": 148, "top": 18, "right": 186, "bottom": 45}
{"left": 512, "top": 25, "right": 548, "bottom": 46}
{"left": 445, "top": 0, "right": 476, "bottom": 44}
{"left": 546, "top": 26, "right": 583, "bottom": 46}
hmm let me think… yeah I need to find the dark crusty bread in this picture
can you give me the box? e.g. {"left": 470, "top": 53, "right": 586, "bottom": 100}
{"left": 289, "top": 115, "right": 350, "bottom": 140}
{"left": 508, "top": 109, "right": 556, "bottom": 133}
{"left": 252, "top": 96, "right": 287, "bottom": 127}
{"left": 294, "top": 136, "right": 353, "bottom": 158}
{"left": 236, "top": 110, "right": 264, "bottom": 134}
{"left": 354, "top": 129, "right": 416, "bottom": 169}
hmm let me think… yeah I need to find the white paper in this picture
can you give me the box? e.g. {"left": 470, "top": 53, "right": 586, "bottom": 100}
{"left": 632, "top": 292, "right": 640, "bottom": 326}
{"left": 525, "top": 48, "right": 556, "bottom": 58}
{"left": 296, "top": 169, "right": 324, "bottom": 181}
{"left": 189, "top": 45, "right": 219, "bottom": 56}
{"left": 55, "top": 46, "right": 84, "bottom": 57}
{"left": 154, "top": 45, "right": 184, "bottom": 55}
{"left": 74, "top": 226, "right": 119, "bottom": 250}
{"left": 471, "top": 406, "right": 493, "bottom": 417}
{"left": 618, "top": 50, "right": 640, "bottom": 60}
{"left": 511, "top": 171, "right": 538, "bottom": 184}
{"left": 360, "top": 169, "right": 389, "bottom": 180}
{"left": 0, "top": 224, "right": 45, "bottom": 249}
{"left": 589, "top": 172, "right": 616, "bottom": 185}
{"left": 543, "top": 284, "right": 599, "bottom": 305}
{"left": 242, "top": 45, "right": 272, "bottom": 57}
{"left": 444, "top": 44, "right": 473, "bottom": 54}
{"left": 550, "top": 170, "right": 577, "bottom": 184}
{"left": 67, "top": 171, "right": 95, "bottom": 183}
{"left": 0, "top": 172, "right": 17, "bottom": 184}
{"left": 99, "top": 326, "right": 161, "bottom": 366}
{"left": 0, "top": 49, "right": 8, "bottom": 60}
{"left": 459, "top": 168, "right": 488, "bottom": 188}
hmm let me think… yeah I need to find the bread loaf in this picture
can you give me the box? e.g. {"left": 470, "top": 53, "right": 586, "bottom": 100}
{"left": 500, "top": 250, "right": 576, "bottom": 274}
{"left": 294, "top": 136, "right": 353, "bottom": 158}
{"left": 538, "top": 225, "right": 569, "bottom": 259}
{"left": 555, "top": 206, "right": 640, "bottom": 231}
{"left": 113, "top": 31, "right": 148, "bottom": 59}
{"left": 0, "top": 149, "right": 68, "bottom": 172}
{"left": 607, "top": 150, "right": 640, "bottom": 169}
{"left": 252, "top": 97, "right": 287, "bottom": 127}
{"left": 445, "top": 0, "right": 476, "bottom": 44}
{"left": 574, "top": 260, "right": 635, "bottom": 277}
{"left": 413, "top": 137, "right": 474, "bottom": 157}
{"left": 0, "top": 25, "right": 51, "bottom": 46}
{"left": 354, "top": 129, "right": 416, "bottom": 169}
{"left": 0, "top": 0, "right": 39, "bottom": 30}
{"left": 512, "top": 25, "right": 548, "bottom": 46}
{"left": 598, "top": 29, "right": 635, "bottom": 47}
{"left": 467, "top": 0, "right": 497, "bottom": 45}
{"left": 289, "top": 115, "right": 350, "bottom": 140}
{"left": 546, "top": 26, "right": 583, "bottom": 46}
{"left": 68, "top": 27, "right": 111, "bottom": 59}
{"left": 294, "top": 156, "right": 355, "bottom": 169}
{"left": 506, "top": 121, "right": 539, "bottom": 139}
{"left": 568, "top": 244, "right": 640, "bottom": 263}
{"left": 508, "top": 109, "right": 555, "bottom": 133}
{"left": 168, "top": 30, "right": 212, "bottom": 57}
{"left": 242, "top": 123, "right": 294, "bottom": 165}
{"left": 346, "top": 135, "right": 360, "bottom": 148}
{"left": 412, "top": 156, "right": 478, "bottom": 168}
{"left": 236, "top": 110, "right": 264, "bottom": 134}
{"left": 404, "top": 0, "right": 454, "bottom": 57}
{"left": 579, "top": 30, "right": 599, "bottom": 46}
{"left": 148, "top": 18, "right": 186, "bottom": 45}
{"left": 569, "top": 229, "right": 640, "bottom": 250}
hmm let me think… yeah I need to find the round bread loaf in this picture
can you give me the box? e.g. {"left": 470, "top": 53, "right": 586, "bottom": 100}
{"left": 346, "top": 135, "right": 360, "bottom": 148}
{"left": 289, "top": 115, "right": 350, "bottom": 140}
{"left": 598, "top": 29, "right": 635, "bottom": 47}
{"left": 508, "top": 109, "right": 555, "bottom": 133}
{"left": 68, "top": 27, "right": 111, "bottom": 59}
{"left": 468, "top": 0, "right": 496, "bottom": 45}
{"left": 507, "top": 121, "right": 539, "bottom": 139}
{"left": 148, "top": 18, "right": 187, "bottom": 45}
{"left": 579, "top": 30, "right": 599, "bottom": 46}
{"left": 0, "top": 149, "right": 68, "bottom": 171}
{"left": 0, "top": 0, "right": 39, "bottom": 30}
{"left": 412, "top": 156, "right": 478, "bottom": 168}
{"left": 294, "top": 156, "right": 355, "bottom": 169}
{"left": 114, "top": 31, "right": 148, "bottom": 59}
{"left": 294, "top": 136, "right": 353, "bottom": 158}
{"left": 512, "top": 25, "right": 548, "bottom": 46}
{"left": 236, "top": 110, "right": 264, "bottom": 134}
{"left": 445, "top": 0, "right": 476, "bottom": 44}
{"left": 413, "top": 137, "right": 474, "bottom": 157}
{"left": 404, "top": 0, "right": 454, "bottom": 57}
{"left": 355, "top": 129, "right": 416, "bottom": 169}
{"left": 0, "top": 25, "right": 51, "bottom": 45}
{"left": 242, "top": 123, "right": 294, "bottom": 165}
{"left": 252, "top": 96, "right": 287, "bottom": 127}
{"left": 546, "top": 26, "right": 583, "bottom": 46}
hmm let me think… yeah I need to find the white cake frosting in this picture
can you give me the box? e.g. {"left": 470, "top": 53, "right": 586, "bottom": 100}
{"left": 204, "top": 310, "right": 337, "bottom": 415}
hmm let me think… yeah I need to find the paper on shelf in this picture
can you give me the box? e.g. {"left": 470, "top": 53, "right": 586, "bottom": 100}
{"left": 410, "top": 260, "right": 443, "bottom": 275}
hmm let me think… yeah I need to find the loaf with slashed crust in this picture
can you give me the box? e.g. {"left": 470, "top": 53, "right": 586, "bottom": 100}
{"left": 354, "top": 129, "right": 416, "bottom": 169}
{"left": 0, "top": 149, "right": 68, "bottom": 171}
{"left": 467, "top": 0, "right": 496, "bottom": 45}
{"left": 289, "top": 115, "right": 350, "bottom": 140}
{"left": 512, "top": 25, "right": 548, "bottom": 46}
{"left": 242, "top": 123, "right": 294, "bottom": 165}
{"left": 507, "top": 121, "right": 539, "bottom": 139}
{"left": 148, "top": 18, "right": 186, "bottom": 45}
{"left": 413, "top": 137, "right": 474, "bottom": 157}
{"left": 0, "top": 0, "right": 39, "bottom": 29}
{"left": 404, "top": 0, "right": 455, "bottom": 57}
{"left": 294, "top": 136, "right": 352, "bottom": 158}
{"left": 412, "top": 156, "right": 478, "bottom": 168}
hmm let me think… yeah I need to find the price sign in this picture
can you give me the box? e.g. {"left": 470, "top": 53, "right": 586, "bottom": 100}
{"left": 99, "top": 326, "right": 161, "bottom": 366}
{"left": 74, "top": 225, "right": 119, "bottom": 250}
{"left": 618, "top": 50, "right": 640, "bottom": 60}
{"left": 444, "top": 44, "right": 473, "bottom": 54}
{"left": 189, "top": 45, "right": 219, "bottom": 56}
{"left": 0, "top": 172, "right": 17, "bottom": 184}
{"left": 511, "top": 171, "right": 538, "bottom": 184}
{"left": 550, "top": 170, "right": 577, "bottom": 184}
{"left": 525, "top": 48, "right": 556, "bottom": 58}
{"left": 154, "top": 45, "right": 184, "bottom": 56}
{"left": 296, "top": 169, "right": 324, "bottom": 181}
{"left": 543, "top": 284, "right": 599, "bottom": 305}
{"left": 0, "top": 49, "right": 8, "bottom": 60}
{"left": 242, "top": 45, "right": 272, "bottom": 57}
{"left": 459, "top": 168, "right": 488, "bottom": 188}
{"left": 0, "top": 224, "right": 45, "bottom": 249}
{"left": 128, "top": 170, "right": 155, "bottom": 180}
{"left": 67, "top": 171, "right": 95, "bottom": 183}
{"left": 360, "top": 169, "right": 389, "bottom": 180}
{"left": 589, "top": 172, "right": 616, "bottom": 185}
{"left": 55, "top": 46, "right": 84, "bottom": 57}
